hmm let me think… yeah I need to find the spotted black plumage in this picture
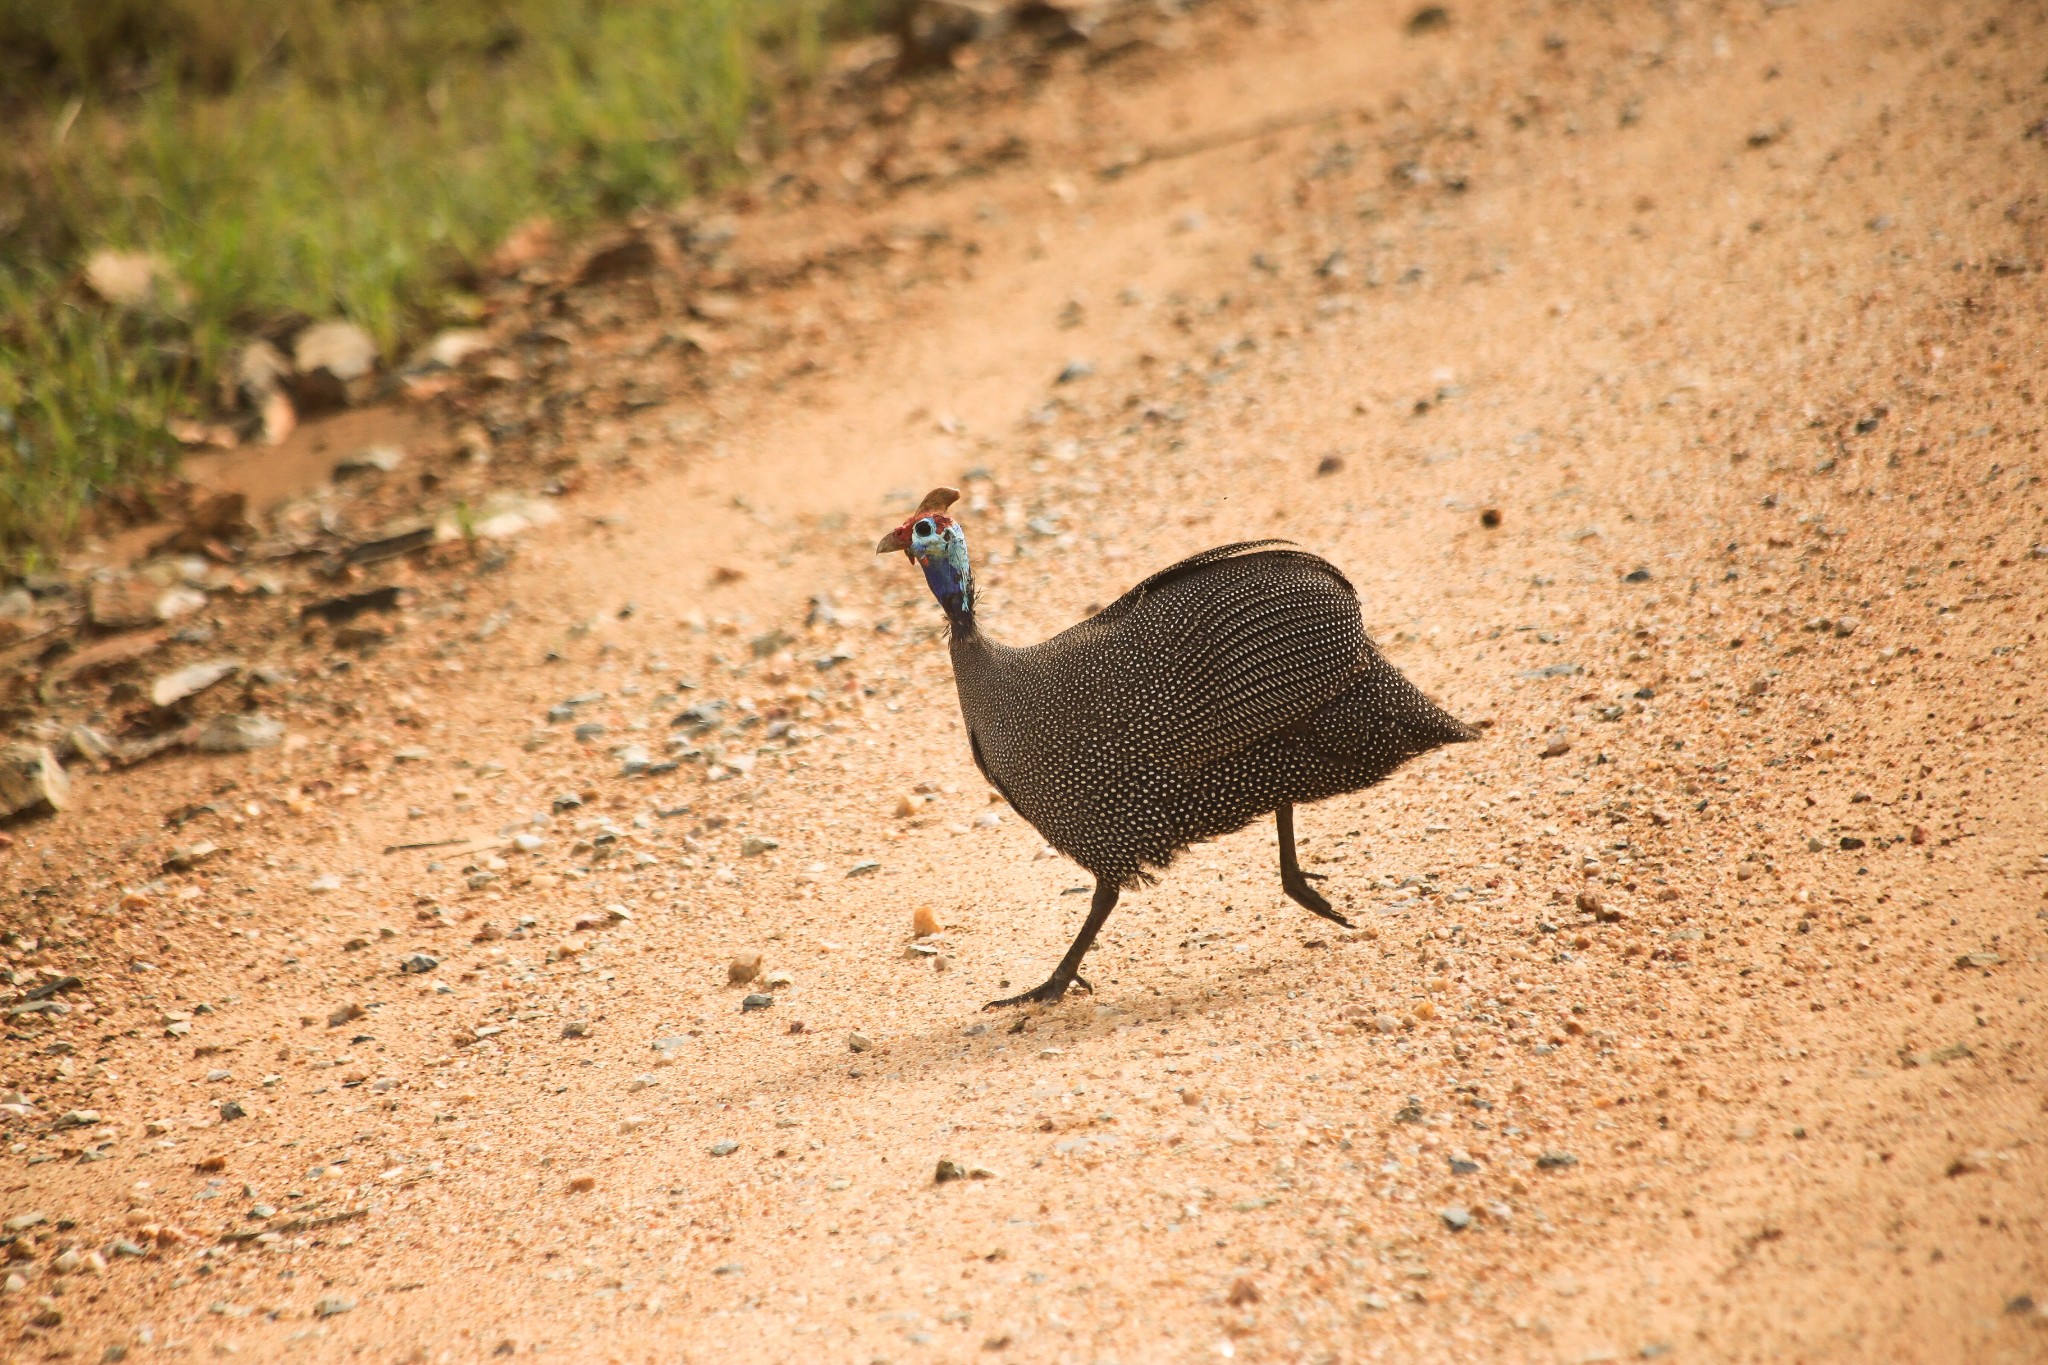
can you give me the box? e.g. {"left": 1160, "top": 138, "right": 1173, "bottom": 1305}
{"left": 878, "top": 488, "right": 1477, "bottom": 1008}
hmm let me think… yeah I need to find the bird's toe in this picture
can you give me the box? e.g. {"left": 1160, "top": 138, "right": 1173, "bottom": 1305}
{"left": 982, "top": 976, "right": 1077, "bottom": 1010}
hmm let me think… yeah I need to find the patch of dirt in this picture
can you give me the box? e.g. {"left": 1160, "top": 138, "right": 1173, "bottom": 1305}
{"left": 3, "top": 1, "right": 2044, "bottom": 1361}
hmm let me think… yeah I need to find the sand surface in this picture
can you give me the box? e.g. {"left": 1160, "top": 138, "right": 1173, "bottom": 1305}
{"left": 4, "top": 1, "right": 2045, "bottom": 1361}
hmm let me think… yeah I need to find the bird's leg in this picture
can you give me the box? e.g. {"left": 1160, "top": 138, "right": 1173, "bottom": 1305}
{"left": 984, "top": 879, "right": 1120, "bottom": 1009}
{"left": 1277, "top": 802, "right": 1353, "bottom": 928}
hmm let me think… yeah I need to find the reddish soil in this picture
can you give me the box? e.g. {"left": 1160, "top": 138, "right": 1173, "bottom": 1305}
{"left": 4, "top": 1, "right": 2045, "bottom": 1362}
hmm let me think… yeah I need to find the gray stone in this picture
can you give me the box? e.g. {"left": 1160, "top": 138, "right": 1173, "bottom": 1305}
{"left": 399, "top": 953, "right": 439, "bottom": 975}
{"left": 0, "top": 745, "right": 69, "bottom": 819}
{"left": 741, "top": 993, "right": 773, "bottom": 1012}
{"left": 293, "top": 322, "right": 377, "bottom": 383}
{"left": 149, "top": 659, "right": 240, "bottom": 708}
{"left": 194, "top": 713, "right": 285, "bottom": 753}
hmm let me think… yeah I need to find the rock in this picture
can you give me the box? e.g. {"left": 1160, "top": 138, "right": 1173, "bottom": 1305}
{"left": 561, "top": 1020, "right": 590, "bottom": 1039}
{"left": 293, "top": 320, "right": 377, "bottom": 385}
{"left": 335, "top": 444, "right": 403, "bottom": 476}
{"left": 86, "top": 577, "right": 162, "bottom": 630}
{"left": 741, "top": 993, "right": 773, "bottom": 1012}
{"left": 1055, "top": 359, "right": 1095, "bottom": 384}
{"left": 847, "top": 1032, "right": 873, "bottom": 1054}
{"left": 218, "top": 1100, "right": 245, "bottom": 1121}
{"left": 709, "top": 1140, "right": 738, "bottom": 1157}
{"left": 1540, "top": 734, "right": 1571, "bottom": 758}
{"left": 913, "top": 906, "right": 941, "bottom": 938}
{"left": 566, "top": 1175, "right": 597, "bottom": 1194}
{"left": 236, "top": 339, "right": 292, "bottom": 402}
{"left": 1406, "top": 5, "right": 1451, "bottom": 35}
{"left": 1480, "top": 507, "right": 1503, "bottom": 528}
{"left": 894, "top": 792, "right": 922, "bottom": 817}
{"left": 847, "top": 860, "right": 881, "bottom": 877}
{"left": 740, "top": 836, "right": 778, "bottom": 857}
{"left": 1228, "top": 1277, "right": 1260, "bottom": 1307}
{"left": 1440, "top": 1205, "right": 1472, "bottom": 1230}
{"left": 1954, "top": 952, "right": 2003, "bottom": 970}
{"left": 1374, "top": 1013, "right": 1401, "bottom": 1035}
{"left": 150, "top": 659, "right": 240, "bottom": 708}
{"left": 728, "top": 953, "right": 763, "bottom": 985}
{"left": 195, "top": 713, "right": 285, "bottom": 753}
{"left": 84, "top": 249, "right": 181, "bottom": 310}
{"left": 399, "top": 953, "right": 439, "bottom": 974}
{"left": 1536, "top": 1150, "right": 1579, "bottom": 1170}
{"left": 328, "top": 1003, "right": 366, "bottom": 1028}
{"left": 162, "top": 842, "right": 219, "bottom": 872}
{"left": 157, "top": 585, "right": 206, "bottom": 621}
{"left": 465, "top": 493, "right": 560, "bottom": 541}
{"left": 313, "top": 1295, "right": 355, "bottom": 1317}
{"left": 422, "top": 329, "right": 494, "bottom": 369}
{"left": 0, "top": 746, "right": 69, "bottom": 819}
{"left": 762, "top": 969, "right": 793, "bottom": 990}
{"left": 934, "top": 1158, "right": 967, "bottom": 1183}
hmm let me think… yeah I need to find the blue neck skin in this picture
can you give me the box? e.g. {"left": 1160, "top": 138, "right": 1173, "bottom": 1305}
{"left": 918, "top": 530, "right": 974, "bottom": 628}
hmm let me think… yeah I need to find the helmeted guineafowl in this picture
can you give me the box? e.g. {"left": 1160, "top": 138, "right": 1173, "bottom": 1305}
{"left": 877, "top": 487, "right": 1477, "bottom": 1008}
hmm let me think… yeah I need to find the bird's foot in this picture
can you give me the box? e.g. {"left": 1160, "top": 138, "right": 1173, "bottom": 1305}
{"left": 982, "top": 973, "right": 1093, "bottom": 1010}
{"left": 1283, "top": 877, "right": 1354, "bottom": 929}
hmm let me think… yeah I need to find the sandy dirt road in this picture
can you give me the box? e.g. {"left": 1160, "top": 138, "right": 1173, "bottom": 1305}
{"left": 4, "top": 1, "right": 2046, "bottom": 1362}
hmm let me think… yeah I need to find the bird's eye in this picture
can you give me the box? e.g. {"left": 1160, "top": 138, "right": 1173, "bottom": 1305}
{"left": 915, "top": 519, "right": 934, "bottom": 537}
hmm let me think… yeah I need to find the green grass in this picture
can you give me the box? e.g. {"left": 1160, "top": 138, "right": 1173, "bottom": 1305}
{"left": 0, "top": 0, "right": 865, "bottom": 571}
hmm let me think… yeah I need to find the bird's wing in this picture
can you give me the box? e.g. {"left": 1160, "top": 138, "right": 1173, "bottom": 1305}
{"left": 1108, "top": 544, "right": 1371, "bottom": 770}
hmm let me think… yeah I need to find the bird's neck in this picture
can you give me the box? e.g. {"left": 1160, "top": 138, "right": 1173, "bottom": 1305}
{"left": 921, "top": 544, "right": 975, "bottom": 629}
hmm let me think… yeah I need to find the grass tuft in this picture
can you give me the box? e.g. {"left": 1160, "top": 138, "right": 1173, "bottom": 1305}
{"left": 0, "top": 0, "right": 863, "bottom": 570}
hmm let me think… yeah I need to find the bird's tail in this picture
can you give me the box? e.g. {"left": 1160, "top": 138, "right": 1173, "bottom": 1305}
{"left": 1297, "top": 655, "right": 1478, "bottom": 764}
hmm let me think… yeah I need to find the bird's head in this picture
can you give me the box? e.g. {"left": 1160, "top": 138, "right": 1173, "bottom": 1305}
{"left": 877, "top": 486, "right": 972, "bottom": 623}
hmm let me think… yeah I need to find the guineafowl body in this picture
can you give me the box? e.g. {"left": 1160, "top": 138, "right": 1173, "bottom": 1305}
{"left": 878, "top": 488, "right": 1476, "bottom": 1007}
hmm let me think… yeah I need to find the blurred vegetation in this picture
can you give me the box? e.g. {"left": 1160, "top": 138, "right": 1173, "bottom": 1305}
{"left": 0, "top": 0, "right": 876, "bottom": 571}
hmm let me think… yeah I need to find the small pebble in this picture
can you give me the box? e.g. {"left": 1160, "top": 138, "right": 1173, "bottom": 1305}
{"left": 710, "top": 1140, "right": 738, "bottom": 1157}
{"left": 913, "top": 906, "right": 941, "bottom": 938}
{"left": 728, "top": 953, "right": 762, "bottom": 985}
{"left": 848, "top": 1032, "right": 873, "bottom": 1053}
{"left": 566, "top": 1176, "right": 596, "bottom": 1194}
{"left": 741, "top": 993, "right": 773, "bottom": 1012}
